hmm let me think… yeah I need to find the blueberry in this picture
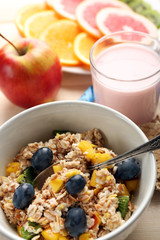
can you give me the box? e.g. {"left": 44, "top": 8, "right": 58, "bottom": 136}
{"left": 31, "top": 147, "right": 53, "bottom": 172}
{"left": 13, "top": 183, "right": 35, "bottom": 209}
{"left": 114, "top": 157, "right": 141, "bottom": 180}
{"left": 64, "top": 207, "right": 87, "bottom": 237}
{"left": 65, "top": 174, "right": 86, "bottom": 195}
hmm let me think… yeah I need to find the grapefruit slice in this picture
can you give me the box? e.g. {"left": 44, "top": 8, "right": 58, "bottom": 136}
{"left": 49, "top": 0, "right": 84, "bottom": 20}
{"left": 96, "top": 8, "right": 158, "bottom": 38}
{"left": 75, "top": 0, "right": 132, "bottom": 38}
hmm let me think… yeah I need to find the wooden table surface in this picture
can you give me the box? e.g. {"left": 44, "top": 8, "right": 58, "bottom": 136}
{"left": 0, "top": 0, "right": 160, "bottom": 239}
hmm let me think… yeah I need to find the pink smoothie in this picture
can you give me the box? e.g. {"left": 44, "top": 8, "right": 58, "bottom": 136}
{"left": 92, "top": 43, "right": 160, "bottom": 124}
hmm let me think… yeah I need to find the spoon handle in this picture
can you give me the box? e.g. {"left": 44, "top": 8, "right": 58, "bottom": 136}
{"left": 88, "top": 135, "right": 160, "bottom": 170}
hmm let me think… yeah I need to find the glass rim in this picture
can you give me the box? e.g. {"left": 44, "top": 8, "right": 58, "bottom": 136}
{"left": 89, "top": 30, "right": 160, "bottom": 82}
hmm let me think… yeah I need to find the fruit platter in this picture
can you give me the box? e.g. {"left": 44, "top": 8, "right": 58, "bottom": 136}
{"left": 0, "top": 0, "right": 160, "bottom": 75}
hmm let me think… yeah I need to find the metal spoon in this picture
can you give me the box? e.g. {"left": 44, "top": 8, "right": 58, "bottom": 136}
{"left": 88, "top": 134, "right": 160, "bottom": 170}
{"left": 34, "top": 135, "right": 160, "bottom": 189}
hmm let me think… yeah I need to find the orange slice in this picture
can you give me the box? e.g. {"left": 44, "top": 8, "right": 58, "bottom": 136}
{"left": 76, "top": 0, "right": 132, "bottom": 38}
{"left": 15, "top": 4, "right": 47, "bottom": 36}
{"left": 45, "top": 0, "right": 54, "bottom": 9}
{"left": 40, "top": 19, "right": 81, "bottom": 66}
{"left": 96, "top": 8, "right": 158, "bottom": 38}
{"left": 24, "top": 10, "right": 59, "bottom": 38}
{"left": 49, "top": 0, "right": 84, "bottom": 20}
{"left": 74, "top": 32, "right": 97, "bottom": 66}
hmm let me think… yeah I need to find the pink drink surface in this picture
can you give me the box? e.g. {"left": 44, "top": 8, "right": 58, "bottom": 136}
{"left": 92, "top": 44, "right": 160, "bottom": 124}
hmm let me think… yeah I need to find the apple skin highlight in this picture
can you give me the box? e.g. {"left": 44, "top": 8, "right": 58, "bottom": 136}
{"left": 0, "top": 38, "right": 62, "bottom": 108}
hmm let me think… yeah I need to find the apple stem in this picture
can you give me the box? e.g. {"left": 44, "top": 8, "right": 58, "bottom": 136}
{"left": 0, "top": 33, "right": 23, "bottom": 56}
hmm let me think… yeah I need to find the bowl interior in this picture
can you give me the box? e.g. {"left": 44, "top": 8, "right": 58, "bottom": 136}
{"left": 0, "top": 101, "right": 156, "bottom": 240}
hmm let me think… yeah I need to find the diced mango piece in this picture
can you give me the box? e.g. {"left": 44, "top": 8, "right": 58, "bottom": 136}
{"left": 53, "top": 164, "right": 63, "bottom": 173}
{"left": 94, "top": 188, "right": 101, "bottom": 195}
{"left": 91, "top": 152, "right": 112, "bottom": 165}
{"left": 6, "top": 162, "right": 20, "bottom": 175}
{"left": 59, "top": 235, "right": 69, "bottom": 240}
{"left": 106, "top": 175, "right": 112, "bottom": 181}
{"left": 50, "top": 178, "right": 64, "bottom": 193}
{"left": 94, "top": 212, "right": 101, "bottom": 225}
{"left": 78, "top": 140, "right": 96, "bottom": 153}
{"left": 85, "top": 148, "right": 96, "bottom": 161}
{"left": 79, "top": 232, "right": 90, "bottom": 240}
{"left": 78, "top": 140, "right": 112, "bottom": 165}
{"left": 17, "top": 225, "right": 22, "bottom": 237}
{"left": 118, "top": 184, "right": 130, "bottom": 196}
{"left": 90, "top": 170, "right": 97, "bottom": 187}
{"left": 125, "top": 179, "right": 139, "bottom": 193}
{"left": 65, "top": 170, "right": 81, "bottom": 178}
{"left": 41, "top": 228, "right": 59, "bottom": 240}
{"left": 60, "top": 229, "right": 68, "bottom": 236}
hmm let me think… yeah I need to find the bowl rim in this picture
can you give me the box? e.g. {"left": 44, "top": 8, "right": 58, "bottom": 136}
{"left": 0, "top": 100, "right": 157, "bottom": 240}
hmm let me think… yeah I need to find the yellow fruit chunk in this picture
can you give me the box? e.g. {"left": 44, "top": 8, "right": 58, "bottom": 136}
{"left": 90, "top": 170, "right": 97, "bottom": 187}
{"left": 50, "top": 178, "right": 64, "bottom": 193}
{"left": 78, "top": 140, "right": 96, "bottom": 152}
{"left": 79, "top": 232, "right": 90, "bottom": 240}
{"left": 125, "top": 179, "right": 139, "bottom": 192}
{"left": 60, "top": 229, "right": 68, "bottom": 236}
{"left": 15, "top": 4, "right": 46, "bottom": 36}
{"left": 17, "top": 225, "right": 22, "bottom": 237}
{"left": 94, "top": 211, "right": 101, "bottom": 225}
{"left": 53, "top": 164, "right": 63, "bottom": 173}
{"left": 94, "top": 188, "right": 101, "bottom": 195}
{"left": 78, "top": 141, "right": 97, "bottom": 160}
{"left": 74, "top": 32, "right": 96, "bottom": 66}
{"left": 120, "top": 184, "right": 130, "bottom": 196}
{"left": 91, "top": 152, "right": 112, "bottom": 165}
{"left": 59, "top": 235, "right": 69, "bottom": 240}
{"left": 78, "top": 140, "right": 112, "bottom": 164}
{"left": 65, "top": 170, "right": 81, "bottom": 178}
{"left": 40, "top": 19, "right": 81, "bottom": 66}
{"left": 24, "top": 10, "right": 59, "bottom": 38}
{"left": 6, "top": 162, "right": 20, "bottom": 175}
{"left": 41, "top": 228, "right": 59, "bottom": 240}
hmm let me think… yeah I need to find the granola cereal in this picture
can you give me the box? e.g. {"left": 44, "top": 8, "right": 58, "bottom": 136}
{"left": 0, "top": 129, "right": 137, "bottom": 240}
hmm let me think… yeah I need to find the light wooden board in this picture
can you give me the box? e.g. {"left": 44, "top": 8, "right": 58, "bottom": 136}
{"left": 0, "top": 0, "right": 160, "bottom": 239}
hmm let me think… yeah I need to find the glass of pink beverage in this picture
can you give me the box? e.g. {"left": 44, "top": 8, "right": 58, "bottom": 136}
{"left": 90, "top": 31, "right": 160, "bottom": 124}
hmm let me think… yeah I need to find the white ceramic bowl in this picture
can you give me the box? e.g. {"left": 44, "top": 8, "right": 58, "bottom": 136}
{"left": 0, "top": 101, "right": 156, "bottom": 240}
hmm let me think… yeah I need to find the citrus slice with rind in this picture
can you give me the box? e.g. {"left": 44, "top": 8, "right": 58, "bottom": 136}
{"left": 75, "top": 0, "right": 132, "bottom": 38}
{"left": 45, "top": 0, "right": 54, "bottom": 9}
{"left": 96, "top": 8, "right": 158, "bottom": 38}
{"left": 49, "top": 0, "right": 84, "bottom": 20}
{"left": 24, "top": 10, "right": 59, "bottom": 38}
{"left": 74, "top": 32, "right": 97, "bottom": 66}
{"left": 40, "top": 19, "right": 81, "bottom": 66}
{"left": 15, "top": 4, "right": 47, "bottom": 36}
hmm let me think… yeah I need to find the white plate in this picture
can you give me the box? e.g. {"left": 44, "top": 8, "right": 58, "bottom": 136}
{"left": 62, "top": 66, "right": 90, "bottom": 75}
{"left": 0, "top": 0, "right": 160, "bottom": 75}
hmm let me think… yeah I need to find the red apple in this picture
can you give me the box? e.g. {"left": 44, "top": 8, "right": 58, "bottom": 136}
{"left": 0, "top": 37, "right": 62, "bottom": 108}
